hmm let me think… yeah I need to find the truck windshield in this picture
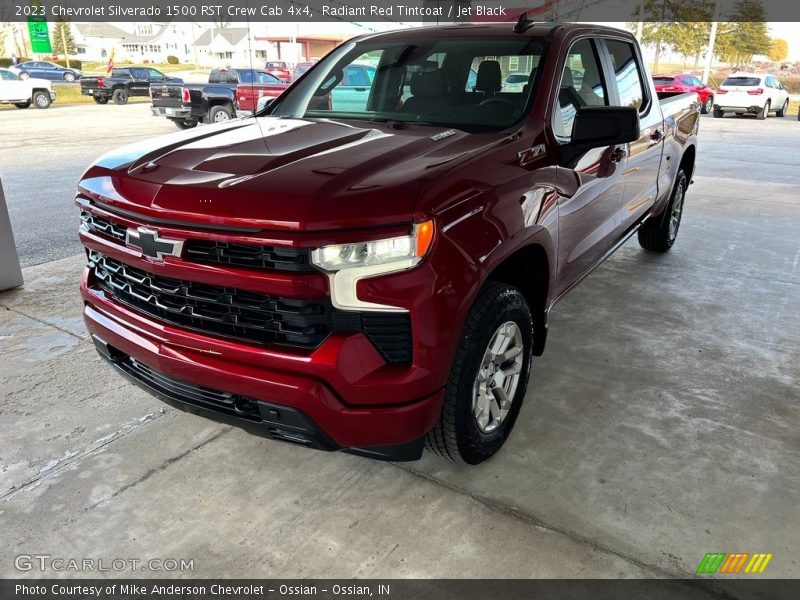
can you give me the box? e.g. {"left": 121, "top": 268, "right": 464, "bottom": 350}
{"left": 270, "top": 36, "right": 548, "bottom": 132}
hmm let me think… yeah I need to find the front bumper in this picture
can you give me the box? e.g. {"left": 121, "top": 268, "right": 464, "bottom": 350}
{"left": 82, "top": 281, "right": 444, "bottom": 458}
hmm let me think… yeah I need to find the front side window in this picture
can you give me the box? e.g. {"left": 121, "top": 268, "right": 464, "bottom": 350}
{"left": 270, "top": 36, "right": 548, "bottom": 132}
{"left": 605, "top": 39, "right": 645, "bottom": 111}
{"left": 554, "top": 38, "right": 608, "bottom": 139}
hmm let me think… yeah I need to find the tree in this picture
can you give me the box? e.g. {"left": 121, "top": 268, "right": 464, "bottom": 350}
{"left": 714, "top": 1, "right": 770, "bottom": 67}
{"left": 51, "top": 16, "right": 76, "bottom": 57}
{"left": 767, "top": 39, "right": 788, "bottom": 62}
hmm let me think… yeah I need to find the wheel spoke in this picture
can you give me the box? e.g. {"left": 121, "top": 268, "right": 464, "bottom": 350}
{"left": 494, "top": 344, "right": 522, "bottom": 365}
{"left": 493, "top": 386, "right": 512, "bottom": 410}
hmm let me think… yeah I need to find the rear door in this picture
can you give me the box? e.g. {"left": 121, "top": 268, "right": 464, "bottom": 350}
{"left": 554, "top": 37, "right": 624, "bottom": 295}
{"left": 765, "top": 75, "right": 788, "bottom": 112}
{"left": 0, "top": 69, "right": 27, "bottom": 100}
{"left": 600, "top": 37, "right": 663, "bottom": 232}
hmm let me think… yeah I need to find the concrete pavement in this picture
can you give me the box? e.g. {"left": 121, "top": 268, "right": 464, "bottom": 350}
{"left": 1, "top": 116, "right": 799, "bottom": 587}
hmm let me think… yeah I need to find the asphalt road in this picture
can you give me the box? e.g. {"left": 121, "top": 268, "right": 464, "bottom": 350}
{"left": 0, "top": 102, "right": 175, "bottom": 267}
{"left": 1, "top": 102, "right": 799, "bottom": 268}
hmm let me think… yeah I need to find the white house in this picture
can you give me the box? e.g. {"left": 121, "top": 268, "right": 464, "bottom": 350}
{"left": 72, "top": 22, "right": 201, "bottom": 64}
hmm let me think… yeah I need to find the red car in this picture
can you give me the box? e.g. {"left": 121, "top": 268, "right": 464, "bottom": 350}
{"left": 264, "top": 61, "right": 291, "bottom": 82}
{"left": 653, "top": 73, "right": 714, "bottom": 114}
{"left": 78, "top": 23, "right": 699, "bottom": 464}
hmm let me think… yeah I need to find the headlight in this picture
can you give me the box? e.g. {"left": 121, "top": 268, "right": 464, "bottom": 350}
{"left": 311, "top": 220, "right": 434, "bottom": 312}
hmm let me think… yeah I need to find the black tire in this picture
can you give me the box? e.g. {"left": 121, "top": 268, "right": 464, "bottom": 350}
{"left": 712, "top": 106, "right": 723, "bottom": 118}
{"left": 701, "top": 96, "right": 713, "bottom": 114}
{"left": 756, "top": 101, "right": 769, "bottom": 120}
{"left": 637, "top": 169, "right": 688, "bottom": 252}
{"left": 93, "top": 96, "right": 109, "bottom": 105}
{"left": 15, "top": 102, "right": 31, "bottom": 109}
{"left": 32, "top": 91, "right": 51, "bottom": 109}
{"left": 426, "top": 282, "right": 534, "bottom": 464}
{"left": 63, "top": 72, "right": 76, "bottom": 82}
{"left": 171, "top": 119, "right": 198, "bottom": 130}
{"left": 208, "top": 104, "right": 233, "bottom": 124}
{"left": 776, "top": 98, "right": 788, "bottom": 118}
{"left": 112, "top": 89, "right": 129, "bottom": 105}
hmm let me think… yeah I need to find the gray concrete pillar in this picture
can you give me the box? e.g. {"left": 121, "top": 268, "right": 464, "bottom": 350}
{"left": 0, "top": 177, "right": 24, "bottom": 291}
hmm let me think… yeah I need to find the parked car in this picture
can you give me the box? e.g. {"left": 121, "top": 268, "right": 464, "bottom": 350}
{"left": 80, "top": 67, "right": 181, "bottom": 105}
{"left": 292, "top": 61, "right": 317, "bottom": 81}
{"left": 265, "top": 61, "right": 291, "bottom": 82}
{"left": 150, "top": 68, "right": 286, "bottom": 128}
{"left": 12, "top": 60, "right": 82, "bottom": 82}
{"left": 713, "top": 73, "right": 790, "bottom": 119}
{"left": 652, "top": 73, "right": 714, "bottom": 114}
{"left": 77, "top": 23, "right": 699, "bottom": 464}
{"left": 327, "top": 63, "right": 376, "bottom": 112}
{"left": 503, "top": 72, "right": 531, "bottom": 93}
{"left": 0, "top": 67, "right": 55, "bottom": 108}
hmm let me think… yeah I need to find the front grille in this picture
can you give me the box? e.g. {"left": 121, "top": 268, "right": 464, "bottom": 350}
{"left": 80, "top": 211, "right": 126, "bottom": 242}
{"left": 80, "top": 211, "right": 313, "bottom": 273}
{"left": 185, "top": 240, "right": 313, "bottom": 272}
{"left": 90, "top": 251, "right": 333, "bottom": 348}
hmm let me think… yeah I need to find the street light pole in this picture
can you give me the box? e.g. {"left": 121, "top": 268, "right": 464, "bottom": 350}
{"left": 702, "top": 21, "right": 719, "bottom": 85}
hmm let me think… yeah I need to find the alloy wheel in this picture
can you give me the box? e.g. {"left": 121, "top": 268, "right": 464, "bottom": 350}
{"left": 472, "top": 321, "right": 524, "bottom": 433}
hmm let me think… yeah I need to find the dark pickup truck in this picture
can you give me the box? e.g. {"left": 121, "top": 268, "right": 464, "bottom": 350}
{"left": 150, "top": 68, "right": 287, "bottom": 129}
{"left": 77, "top": 22, "right": 699, "bottom": 464}
{"left": 80, "top": 67, "right": 182, "bottom": 105}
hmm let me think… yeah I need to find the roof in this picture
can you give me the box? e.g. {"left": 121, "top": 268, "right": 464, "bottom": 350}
{"left": 74, "top": 23, "right": 129, "bottom": 39}
{"left": 194, "top": 28, "right": 250, "bottom": 47}
{"left": 353, "top": 22, "right": 633, "bottom": 43}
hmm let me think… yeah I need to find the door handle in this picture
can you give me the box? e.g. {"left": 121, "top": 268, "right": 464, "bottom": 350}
{"left": 609, "top": 147, "right": 627, "bottom": 163}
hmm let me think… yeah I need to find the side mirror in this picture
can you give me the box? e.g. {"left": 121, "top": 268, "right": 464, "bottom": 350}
{"left": 561, "top": 106, "right": 639, "bottom": 166}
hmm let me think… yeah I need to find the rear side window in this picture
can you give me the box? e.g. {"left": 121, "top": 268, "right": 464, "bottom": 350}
{"left": 721, "top": 77, "right": 761, "bottom": 87}
{"left": 605, "top": 39, "right": 646, "bottom": 111}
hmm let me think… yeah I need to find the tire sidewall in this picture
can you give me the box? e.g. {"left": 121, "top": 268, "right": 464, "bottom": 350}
{"left": 453, "top": 287, "right": 533, "bottom": 464}
{"left": 210, "top": 106, "right": 232, "bottom": 123}
{"left": 666, "top": 170, "right": 688, "bottom": 247}
{"left": 33, "top": 92, "right": 50, "bottom": 109}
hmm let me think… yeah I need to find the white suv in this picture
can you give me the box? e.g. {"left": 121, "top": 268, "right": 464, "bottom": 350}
{"left": 0, "top": 67, "right": 56, "bottom": 109}
{"left": 713, "top": 73, "right": 789, "bottom": 120}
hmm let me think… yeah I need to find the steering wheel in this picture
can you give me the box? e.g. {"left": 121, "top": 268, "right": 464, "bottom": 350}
{"left": 479, "top": 97, "right": 519, "bottom": 111}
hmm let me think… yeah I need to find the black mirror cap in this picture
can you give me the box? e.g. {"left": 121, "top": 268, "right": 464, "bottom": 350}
{"left": 572, "top": 106, "right": 640, "bottom": 148}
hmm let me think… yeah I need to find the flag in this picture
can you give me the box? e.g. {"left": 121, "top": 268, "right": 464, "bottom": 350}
{"left": 106, "top": 48, "right": 115, "bottom": 73}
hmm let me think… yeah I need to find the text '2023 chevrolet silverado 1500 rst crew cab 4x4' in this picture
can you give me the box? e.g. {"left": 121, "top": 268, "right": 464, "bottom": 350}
{"left": 77, "top": 22, "right": 700, "bottom": 464}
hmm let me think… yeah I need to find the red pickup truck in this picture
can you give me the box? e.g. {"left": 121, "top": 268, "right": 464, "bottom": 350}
{"left": 236, "top": 81, "right": 287, "bottom": 114}
{"left": 77, "top": 22, "right": 699, "bottom": 464}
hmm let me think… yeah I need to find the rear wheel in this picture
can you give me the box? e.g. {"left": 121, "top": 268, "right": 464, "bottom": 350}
{"left": 170, "top": 118, "right": 198, "bottom": 130}
{"left": 92, "top": 96, "right": 109, "bottom": 105}
{"left": 701, "top": 96, "right": 713, "bottom": 114}
{"left": 208, "top": 105, "right": 233, "bottom": 124}
{"left": 637, "top": 169, "right": 687, "bottom": 252}
{"left": 712, "top": 106, "right": 723, "bottom": 118}
{"left": 776, "top": 98, "right": 788, "bottom": 118}
{"left": 756, "top": 101, "right": 769, "bottom": 120}
{"left": 14, "top": 102, "right": 30, "bottom": 109}
{"left": 112, "top": 89, "right": 128, "bottom": 105}
{"left": 32, "top": 91, "right": 51, "bottom": 109}
{"left": 426, "top": 282, "right": 533, "bottom": 464}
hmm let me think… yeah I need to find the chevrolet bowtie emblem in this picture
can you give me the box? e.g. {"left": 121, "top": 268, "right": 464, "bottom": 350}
{"left": 125, "top": 227, "right": 184, "bottom": 261}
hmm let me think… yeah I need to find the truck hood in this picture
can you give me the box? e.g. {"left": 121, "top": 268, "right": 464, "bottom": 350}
{"left": 79, "top": 116, "right": 500, "bottom": 232}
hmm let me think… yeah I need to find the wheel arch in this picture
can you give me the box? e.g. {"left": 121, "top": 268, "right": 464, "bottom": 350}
{"left": 485, "top": 243, "right": 550, "bottom": 356}
{"left": 678, "top": 144, "right": 696, "bottom": 182}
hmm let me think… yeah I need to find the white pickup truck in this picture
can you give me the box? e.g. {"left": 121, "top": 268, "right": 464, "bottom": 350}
{"left": 0, "top": 68, "right": 56, "bottom": 109}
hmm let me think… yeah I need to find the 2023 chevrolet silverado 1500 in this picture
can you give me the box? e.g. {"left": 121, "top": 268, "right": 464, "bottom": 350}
{"left": 77, "top": 22, "right": 700, "bottom": 464}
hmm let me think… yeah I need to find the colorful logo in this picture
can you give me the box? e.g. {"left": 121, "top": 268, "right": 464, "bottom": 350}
{"left": 696, "top": 552, "right": 773, "bottom": 574}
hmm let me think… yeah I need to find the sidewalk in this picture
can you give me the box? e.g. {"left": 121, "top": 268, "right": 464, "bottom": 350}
{"left": 0, "top": 254, "right": 667, "bottom": 580}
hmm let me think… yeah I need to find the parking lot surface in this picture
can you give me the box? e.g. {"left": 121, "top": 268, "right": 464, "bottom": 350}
{"left": 1, "top": 107, "right": 799, "bottom": 587}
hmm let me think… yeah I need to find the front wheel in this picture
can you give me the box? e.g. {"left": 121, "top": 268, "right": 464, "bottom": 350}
{"left": 426, "top": 282, "right": 533, "bottom": 464}
{"left": 63, "top": 73, "right": 76, "bottom": 83}
{"left": 776, "top": 98, "right": 788, "bottom": 118}
{"left": 637, "top": 169, "right": 687, "bottom": 252}
{"left": 701, "top": 96, "right": 713, "bottom": 114}
{"left": 32, "top": 91, "right": 51, "bottom": 109}
{"left": 112, "top": 89, "right": 128, "bottom": 105}
{"left": 19, "top": 72, "right": 29, "bottom": 80}
{"left": 93, "top": 95, "right": 109, "bottom": 105}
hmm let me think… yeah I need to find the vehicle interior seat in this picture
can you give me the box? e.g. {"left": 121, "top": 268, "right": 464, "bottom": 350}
{"left": 403, "top": 70, "right": 450, "bottom": 113}
{"left": 559, "top": 67, "right": 585, "bottom": 110}
{"left": 476, "top": 60, "right": 502, "bottom": 98}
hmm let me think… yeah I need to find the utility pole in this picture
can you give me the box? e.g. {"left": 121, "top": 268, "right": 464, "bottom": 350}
{"left": 60, "top": 23, "right": 71, "bottom": 68}
{"left": 702, "top": 3, "right": 722, "bottom": 85}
